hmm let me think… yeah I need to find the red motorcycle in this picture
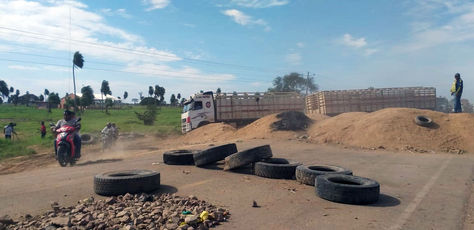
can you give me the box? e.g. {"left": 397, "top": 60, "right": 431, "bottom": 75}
{"left": 51, "top": 118, "right": 81, "bottom": 167}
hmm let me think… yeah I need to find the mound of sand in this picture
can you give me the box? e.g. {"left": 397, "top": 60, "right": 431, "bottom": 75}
{"left": 180, "top": 123, "right": 236, "bottom": 144}
{"left": 308, "top": 108, "right": 474, "bottom": 153}
{"left": 271, "top": 111, "right": 313, "bottom": 131}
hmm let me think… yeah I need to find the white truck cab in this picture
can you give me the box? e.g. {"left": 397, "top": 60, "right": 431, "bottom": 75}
{"left": 181, "top": 91, "right": 216, "bottom": 133}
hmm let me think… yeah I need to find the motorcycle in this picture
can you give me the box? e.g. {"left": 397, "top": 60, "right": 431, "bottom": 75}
{"left": 50, "top": 118, "right": 81, "bottom": 167}
{"left": 101, "top": 131, "right": 115, "bottom": 151}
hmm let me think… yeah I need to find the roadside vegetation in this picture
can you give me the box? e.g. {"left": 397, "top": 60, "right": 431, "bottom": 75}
{"left": 0, "top": 105, "right": 181, "bottom": 160}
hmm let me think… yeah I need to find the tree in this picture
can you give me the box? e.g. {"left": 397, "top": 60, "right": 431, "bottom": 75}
{"left": 140, "top": 97, "right": 159, "bottom": 105}
{"left": 80, "top": 85, "right": 94, "bottom": 108}
{"left": 9, "top": 87, "right": 14, "bottom": 93}
{"left": 152, "top": 85, "right": 165, "bottom": 103}
{"left": 72, "top": 51, "right": 84, "bottom": 111}
{"left": 268, "top": 72, "right": 318, "bottom": 94}
{"left": 148, "top": 86, "right": 154, "bottom": 97}
{"left": 39, "top": 95, "right": 44, "bottom": 101}
{"left": 47, "top": 92, "right": 60, "bottom": 111}
{"left": 105, "top": 98, "right": 113, "bottom": 114}
{"left": 461, "top": 99, "right": 474, "bottom": 113}
{"left": 0, "top": 80, "right": 9, "bottom": 100}
{"left": 177, "top": 93, "right": 181, "bottom": 100}
{"left": 180, "top": 98, "right": 185, "bottom": 105}
{"left": 170, "top": 94, "right": 177, "bottom": 106}
{"left": 44, "top": 89, "right": 49, "bottom": 96}
{"left": 123, "top": 91, "right": 128, "bottom": 100}
{"left": 11, "top": 89, "right": 20, "bottom": 106}
{"left": 138, "top": 92, "right": 144, "bottom": 100}
{"left": 216, "top": 88, "right": 222, "bottom": 94}
{"left": 100, "top": 80, "right": 111, "bottom": 111}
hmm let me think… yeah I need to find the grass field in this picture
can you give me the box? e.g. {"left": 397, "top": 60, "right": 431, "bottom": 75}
{"left": 0, "top": 105, "right": 182, "bottom": 160}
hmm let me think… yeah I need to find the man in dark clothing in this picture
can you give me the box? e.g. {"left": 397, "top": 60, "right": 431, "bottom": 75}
{"left": 450, "top": 73, "right": 464, "bottom": 113}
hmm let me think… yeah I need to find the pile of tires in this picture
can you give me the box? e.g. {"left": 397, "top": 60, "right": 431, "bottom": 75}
{"left": 93, "top": 143, "right": 380, "bottom": 205}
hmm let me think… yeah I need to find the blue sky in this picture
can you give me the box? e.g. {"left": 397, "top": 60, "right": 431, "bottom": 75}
{"left": 0, "top": 0, "right": 472, "bottom": 102}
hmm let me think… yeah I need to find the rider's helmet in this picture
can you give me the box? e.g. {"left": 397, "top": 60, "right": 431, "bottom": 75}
{"left": 455, "top": 73, "right": 461, "bottom": 79}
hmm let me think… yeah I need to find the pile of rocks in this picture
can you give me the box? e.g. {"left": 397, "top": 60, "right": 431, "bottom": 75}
{"left": 6, "top": 193, "right": 229, "bottom": 230}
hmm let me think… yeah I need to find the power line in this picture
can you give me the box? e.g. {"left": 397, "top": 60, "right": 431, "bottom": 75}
{"left": 0, "top": 50, "right": 272, "bottom": 82}
{"left": 0, "top": 26, "right": 280, "bottom": 73}
{"left": 0, "top": 58, "right": 266, "bottom": 83}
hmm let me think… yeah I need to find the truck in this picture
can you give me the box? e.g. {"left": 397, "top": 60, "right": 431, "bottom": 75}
{"left": 181, "top": 91, "right": 305, "bottom": 133}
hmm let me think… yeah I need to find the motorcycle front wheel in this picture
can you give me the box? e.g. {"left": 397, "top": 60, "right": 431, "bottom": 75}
{"left": 57, "top": 145, "right": 69, "bottom": 167}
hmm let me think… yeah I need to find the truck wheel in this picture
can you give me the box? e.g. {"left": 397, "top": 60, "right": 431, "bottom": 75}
{"left": 163, "top": 150, "right": 199, "bottom": 165}
{"left": 254, "top": 158, "right": 301, "bottom": 179}
{"left": 296, "top": 165, "right": 353, "bottom": 186}
{"left": 316, "top": 174, "right": 379, "bottom": 205}
{"left": 224, "top": 145, "right": 273, "bottom": 170}
{"left": 80, "top": 134, "right": 94, "bottom": 145}
{"left": 193, "top": 143, "right": 237, "bottom": 167}
{"left": 94, "top": 170, "right": 160, "bottom": 196}
{"left": 415, "top": 115, "right": 432, "bottom": 127}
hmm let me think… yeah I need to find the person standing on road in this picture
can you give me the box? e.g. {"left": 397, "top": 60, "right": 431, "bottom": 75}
{"left": 450, "top": 73, "right": 464, "bottom": 113}
{"left": 3, "top": 123, "right": 16, "bottom": 140}
{"left": 40, "top": 121, "right": 46, "bottom": 138}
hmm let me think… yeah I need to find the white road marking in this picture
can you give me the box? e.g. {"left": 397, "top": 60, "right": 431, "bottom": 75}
{"left": 390, "top": 156, "right": 453, "bottom": 230}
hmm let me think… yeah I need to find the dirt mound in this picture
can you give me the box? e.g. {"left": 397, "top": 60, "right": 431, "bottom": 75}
{"left": 271, "top": 111, "right": 313, "bottom": 131}
{"left": 309, "top": 108, "right": 474, "bottom": 153}
{"left": 180, "top": 123, "right": 236, "bottom": 143}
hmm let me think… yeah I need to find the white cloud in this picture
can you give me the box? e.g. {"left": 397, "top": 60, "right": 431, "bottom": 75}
{"left": 123, "top": 64, "right": 235, "bottom": 82}
{"left": 8, "top": 65, "right": 40, "bottom": 71}
{"left": 341, "top": 34, "right": 367, "bottom": 48}
{"left": 286, "top": 52, "right": 301, "bottom": 65}
{"left": 296, "top": 42, "right": 305, "bottom": 48}
{"left": 101, "top": 8, "right": 131, "bottom": 18}
{"left": 222, "top": 9, "right": 270, "bottom": 31}
{"left": 0, "top": 0, "right": 181, "bottom": 64}
{"left": 364, "top": 48, "right": 378, "bottom": 56}
{"left": 144, "top": 0, "right": 170, "bottom": 11}
{"left": 397, "top": 1, "right": 474, "bottom": 52}
{"left": 231, "top": 0, "right": 289, "bottom": 8}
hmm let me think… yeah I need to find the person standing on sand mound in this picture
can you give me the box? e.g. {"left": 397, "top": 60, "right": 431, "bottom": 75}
{"left": 450, "top": 73, "right": 464, "bottom": 113}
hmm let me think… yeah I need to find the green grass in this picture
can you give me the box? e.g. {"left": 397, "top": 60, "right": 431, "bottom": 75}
{"left": 0, "top": 105, "right": 182, "bottom": 160}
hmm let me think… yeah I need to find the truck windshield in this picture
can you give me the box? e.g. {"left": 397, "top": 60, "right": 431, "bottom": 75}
{"left": 183, "top": 103, "right": 192, "bottom": 113}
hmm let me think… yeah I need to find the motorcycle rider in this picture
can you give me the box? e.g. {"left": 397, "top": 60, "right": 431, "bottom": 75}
{"left": 111, "top": 123, "right": 119, "bottom": 140}
{"left": 53, "top": 110, "right": 81, "bottom": 159}
{"left": 101, "top": 122, "right": 114, "bottom": 150}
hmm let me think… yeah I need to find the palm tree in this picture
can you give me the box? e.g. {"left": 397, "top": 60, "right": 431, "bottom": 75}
{"left": 72, "top": 51, "right": 84, "bottom": 111}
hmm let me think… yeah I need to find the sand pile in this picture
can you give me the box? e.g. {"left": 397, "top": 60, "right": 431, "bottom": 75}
{"left": 181, "top": 123, "right": 236, "bottom": 144}
{"left": 308, "top": 108, "right": 474, "bottom": 153}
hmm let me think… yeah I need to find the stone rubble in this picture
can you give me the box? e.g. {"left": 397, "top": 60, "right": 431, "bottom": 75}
{"left": 7, "top": 193, "right": 230, "bottom": 230}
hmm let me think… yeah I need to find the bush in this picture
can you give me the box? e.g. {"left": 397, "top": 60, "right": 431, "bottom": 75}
{"left": 135, "top": 104, "right": 159, "bottom": 125}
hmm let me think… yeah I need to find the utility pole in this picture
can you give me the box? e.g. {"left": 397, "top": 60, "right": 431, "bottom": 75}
{"left": 304, "top": 72, "right": 316, "bottom": 95}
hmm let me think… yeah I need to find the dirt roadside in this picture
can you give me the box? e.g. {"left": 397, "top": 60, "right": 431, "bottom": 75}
{"left": 0, "top": 136, "right": 473, "bottom": 230}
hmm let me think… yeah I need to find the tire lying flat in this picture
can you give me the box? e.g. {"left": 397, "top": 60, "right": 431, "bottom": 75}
{"left": 254, "top": 158, "right": 301, "bottom": 179}
{"left": 296, "top": 165, "right": 353, "bottom": 186}
{"left": 94, "top": 170, "right": 160, "bottom": 196}
{"left": 224, "top": 145, "right": 273, "bottom": 171}
{"left": 163, "top": 150, "right": 199, "bottom": 165}
{"left": 316, "top": 174, "right": 379, "bottom": 205}
{"left": 193, "top": 143, "right": 238, "bottom": 167}
{"left": 415, "top": 115, "right": 433, "bottom": 127}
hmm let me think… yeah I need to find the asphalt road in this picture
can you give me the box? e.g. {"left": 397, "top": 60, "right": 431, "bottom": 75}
{"left": 0, "top": 138, "right": 473, "bottom": 230}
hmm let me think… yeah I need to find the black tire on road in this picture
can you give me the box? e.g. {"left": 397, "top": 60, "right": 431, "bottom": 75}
{"left": 193, "top": 143, "right": 238, "bottom": 167}
{"left": 224, "top": 145, "right": 273, "bottom": 170}
{"left": 316, "top": 174, "right": 380, "bottom": 205}
{"left": 415, "top": 115, "right": 433, "bottom": 127}
{"left": 296, "top": 165, "right": 353, "bottom": 186}
{"left": 94, "top": 170, "right": 160, "bottom": 196}
{"left": 163, "top": 150, "right": 199, "bottom": 165}
{"left": 254, "top": 158, "right": 302, "bottom": 179}
{"left": 80, "top": 134, "right": 94, "bottom": 145}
